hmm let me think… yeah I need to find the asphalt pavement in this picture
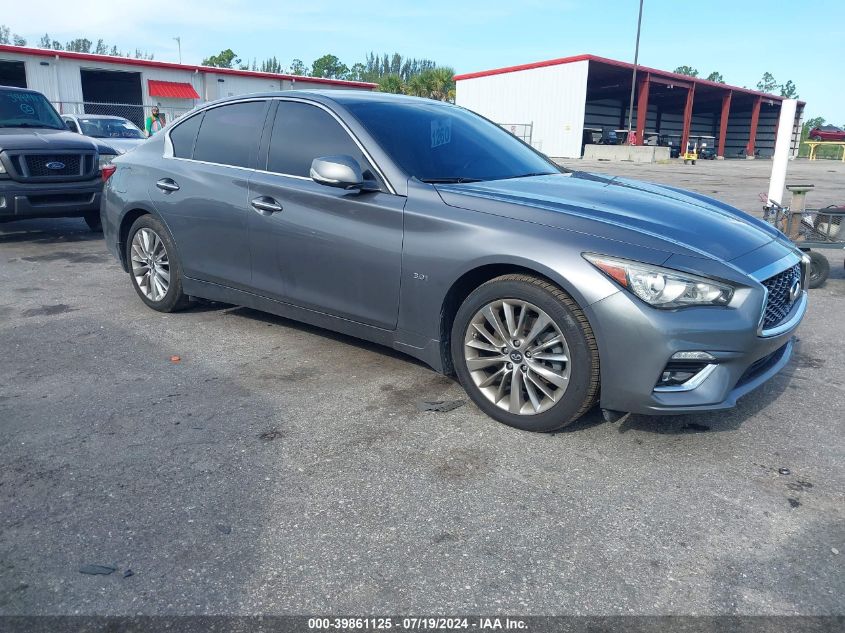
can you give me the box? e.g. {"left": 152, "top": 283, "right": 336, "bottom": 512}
{"left": 1, "top": 159, "right": 843, "bottom": 616}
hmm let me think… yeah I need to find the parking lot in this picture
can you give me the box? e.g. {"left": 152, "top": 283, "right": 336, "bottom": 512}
{"left": 1, "top": 159, "right": 843, "bottom": 615}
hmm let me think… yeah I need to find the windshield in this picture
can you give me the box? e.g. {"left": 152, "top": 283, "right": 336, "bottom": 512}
{"left": 0, "top": 89, "right": 65, "bottom": 130}
{"left": 78, "top": 117, "right": 145, "bottom": 139}
{"left": 345, "top": 100, "right": 559, "bottom": 183}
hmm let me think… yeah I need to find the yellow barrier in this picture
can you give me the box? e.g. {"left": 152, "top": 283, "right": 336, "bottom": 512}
{"left": 804, "top": 140, "right": 845, "bottom": 161}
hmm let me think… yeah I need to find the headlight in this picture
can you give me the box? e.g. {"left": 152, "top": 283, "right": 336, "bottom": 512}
{"left": 0, "top": 161, "right": 6, "bottom": 174}
{"left": 98, "top": 154, "right": 117, "bottom": 170}
{"left": 584, "top": 254, "right": 735, "bottom": 308}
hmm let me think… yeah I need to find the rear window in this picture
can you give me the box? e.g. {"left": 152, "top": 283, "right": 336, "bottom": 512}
{"left": 192, "top": 101, "right": 267, "bottom": 168}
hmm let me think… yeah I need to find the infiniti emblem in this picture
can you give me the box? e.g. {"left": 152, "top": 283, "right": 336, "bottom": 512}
{"left": 45, "top": 161, "right": 66, "bottom": 170}
{"left": 788, "top": 278, "right": 801, "bottom": 302}
{"left": 510, "top": 351, "right": 523, "bottom": 363}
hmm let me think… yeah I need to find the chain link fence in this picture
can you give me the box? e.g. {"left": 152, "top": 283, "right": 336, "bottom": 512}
{"left": 52, "top": 101, "right": 194, "bottom": 131}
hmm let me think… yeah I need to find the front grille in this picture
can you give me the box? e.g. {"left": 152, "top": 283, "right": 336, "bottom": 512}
{"left": 5, "top": 152, "right": 95, "bottom": 182}
{"left": 761, "top": 264, "right": 802, "bottom": 330}
{"left": 24, "top": 154, "right": 82, "bottom": 177}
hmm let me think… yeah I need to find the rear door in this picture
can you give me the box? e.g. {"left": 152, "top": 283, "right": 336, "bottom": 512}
{"left": 150, "top": 100, "right": 269, "bottom": 290}
{"left": 247, "top": 99, "right": 405, "bottom": 329}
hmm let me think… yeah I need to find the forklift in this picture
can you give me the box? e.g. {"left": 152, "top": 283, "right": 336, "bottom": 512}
{"left": 681, "top": 137, "right": 699, "bottom": 165}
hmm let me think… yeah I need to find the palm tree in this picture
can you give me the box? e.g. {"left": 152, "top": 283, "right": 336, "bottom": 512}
{"left": 427, "top": 67, "right": 455, "bottom": 102}
{"left": 406, "top": 73, "right": 434, "bottom": 98}
{"left": 377, "top": 74, "right": 404, "bottom": 94}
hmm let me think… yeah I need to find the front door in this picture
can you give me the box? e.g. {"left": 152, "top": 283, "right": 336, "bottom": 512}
{"left": 248, "top": 100, "right": 405, "bottom": 330}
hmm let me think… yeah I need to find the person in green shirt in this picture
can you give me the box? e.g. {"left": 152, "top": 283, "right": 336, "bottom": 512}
{"left": 145, "top": 106, "right": 166, "bottom": 136}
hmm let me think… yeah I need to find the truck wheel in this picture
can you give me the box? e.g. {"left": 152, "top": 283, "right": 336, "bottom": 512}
{"left": 807, "top": 251, "right": 829, "bottom": 288}
{"left": 451, "top": 274, "right": 600, "bottom": 432}
{"left": 126, "top": 215, "right": 190, "bottom": 312}
{"left": 83, "top": 212, "right": 102, "bottom": 232}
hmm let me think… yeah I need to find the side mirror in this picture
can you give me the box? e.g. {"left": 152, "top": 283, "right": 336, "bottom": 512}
{"left": 310, "top": 155, "right": 364, "bottom": 190}
{"left": 65, "top": 120, "right": 76, "bottom": 132}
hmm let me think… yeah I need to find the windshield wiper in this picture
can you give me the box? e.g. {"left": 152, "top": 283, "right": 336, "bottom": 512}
{"left": 497, "top": 171, "right": 557, "bottom": 180}
{"left": 421, "top": 177, "right": 483, "bottom": 184}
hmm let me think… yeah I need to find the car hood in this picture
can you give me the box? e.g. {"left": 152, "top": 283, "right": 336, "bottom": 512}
{"left": 0, "top": 127, "right": 105, "bottom": 152}
{"left": 436, "top": 172, "right": 786, "bottom": 263}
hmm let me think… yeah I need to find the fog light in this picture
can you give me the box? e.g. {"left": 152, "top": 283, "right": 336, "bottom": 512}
{"left": 0, "top": 196, "right": 6, "bottom": 209}
{"left": 655, "top": 357, "right": 718, "bottom": 391}
{"left": 670, "top": 351, "right": 716, "bottom": 361}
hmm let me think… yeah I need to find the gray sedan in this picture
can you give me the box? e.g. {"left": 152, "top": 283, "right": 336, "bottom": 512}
{"left": 100, "top": 91, "right": 807, "bottom": 431}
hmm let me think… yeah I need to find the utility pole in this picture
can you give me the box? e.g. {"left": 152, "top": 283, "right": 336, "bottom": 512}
{"left": 626, "top": 0, "right": 644, "bottom": 142}
{"left": 173, "top": 36, "right": 182, "bottom": 64}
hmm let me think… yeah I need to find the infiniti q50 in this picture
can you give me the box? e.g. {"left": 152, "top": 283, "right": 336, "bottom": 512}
{"left": 100, "top": 91, "right": 807, "bottom": 431}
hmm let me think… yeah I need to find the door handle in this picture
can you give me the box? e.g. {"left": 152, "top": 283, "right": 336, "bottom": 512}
{"left": 250, "top": 196, "right": 283, "bottom": 215}
{"left": 156, "top": 178, "right": 180, "bottom": 192}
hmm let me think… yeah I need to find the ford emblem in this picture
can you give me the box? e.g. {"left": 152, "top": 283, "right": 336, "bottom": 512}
{"left": 45, "top": 161, "right": 66, "bottom": 170}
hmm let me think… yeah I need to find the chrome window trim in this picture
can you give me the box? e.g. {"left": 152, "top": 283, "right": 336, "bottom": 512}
{"left": 163, "top": 96, "right": 397, "bottom": 195}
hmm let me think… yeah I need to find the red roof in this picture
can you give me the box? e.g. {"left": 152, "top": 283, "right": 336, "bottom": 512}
{"left": 148, "top": 80, "right": 200, "bottom": 99}
{"left": 455, "top": 53, "right": 801, "bottom": 102}
{"left": 0, "top": 44, "right": 377, "bottom": 89}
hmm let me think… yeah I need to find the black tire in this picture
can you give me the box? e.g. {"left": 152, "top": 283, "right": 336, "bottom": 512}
{"left": 126, "top": 214, "right": 190, "bottom": 312}
{"left": 807, "top": 251, "right": 829, "bottom": 289}
{"left": 810, "top": 135, "right": 822, "bottom": 142}
{"left": 451, "top": 274, "right": 600, "bottom": 432}
{"left": 83, "top": 211, "right": 102, "bottom": 232}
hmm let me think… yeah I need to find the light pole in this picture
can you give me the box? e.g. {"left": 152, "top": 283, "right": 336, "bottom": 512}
{"left": 173, "top": 36, "right": 182, "bottom": 64}
{"left": 626, "top": 0, "right": 644, "bottom": 142}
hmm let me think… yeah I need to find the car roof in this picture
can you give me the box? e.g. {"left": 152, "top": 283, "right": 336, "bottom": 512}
{"left": 0, "top": 85, "right": 45, "bottom": 95}
{"left": 204, "top": 89, "right": 452, "bottom": 109}
{"left": 68, "top": 114, "right": 129, "bottom": 120}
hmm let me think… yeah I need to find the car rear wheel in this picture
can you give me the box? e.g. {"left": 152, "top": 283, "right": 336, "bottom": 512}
{"left": 127, "top": 215, "right": 190, "bottom": 312}
{"left": 811, "top": 135, "right": 822, "bottom": 141}
{"left": 83, "top": 211, "right": 102, "bottom": 232}
{"left": 451, "top": 274, "right": 600, "bottom": 432}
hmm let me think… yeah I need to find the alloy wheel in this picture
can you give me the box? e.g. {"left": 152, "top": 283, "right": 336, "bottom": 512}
{"left": 130, "top": 227, "right": 171, "bottom": 302}
{"left": 463, "top": 299, "right": 571, "bottom": 415}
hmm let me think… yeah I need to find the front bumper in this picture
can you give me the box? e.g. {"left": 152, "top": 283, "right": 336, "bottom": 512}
{"left": 586, "top": 286, "right": 807, "bottom": 415}
{"left": 0, "top": 179, "right": 102, "bottom": 220}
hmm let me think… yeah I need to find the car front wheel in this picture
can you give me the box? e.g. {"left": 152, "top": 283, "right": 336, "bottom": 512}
{"left": 451, "top": 274, "right": 600, "bottom": 432}
{"left": 126, "top": 215, "right": 190, "bottom": 312}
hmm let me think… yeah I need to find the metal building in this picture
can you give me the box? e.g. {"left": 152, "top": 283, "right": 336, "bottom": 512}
{"left": 0, "top": 44, "right": 375, "bottom": 127}
{"left": 455, "top": 54, "right": 804, "bottom": 160}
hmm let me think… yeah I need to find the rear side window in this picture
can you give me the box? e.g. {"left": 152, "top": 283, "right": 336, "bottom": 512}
{"left": 192, "top": 101, "right": 267, "bottom": 168}
{"left": 169, "top": 112, "right": 202, "bottom": 158}
{"left": 267, "top": 101, "right": 374, "bottom": 179}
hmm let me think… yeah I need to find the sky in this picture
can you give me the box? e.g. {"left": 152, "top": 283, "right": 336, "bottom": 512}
{"left": 4, "top": 0, "right": 843, "bottom": 122}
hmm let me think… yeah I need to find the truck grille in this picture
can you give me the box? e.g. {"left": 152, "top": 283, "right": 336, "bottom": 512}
{"left": 4, "top": 152, "right": 95, "bottom": 182}
{"left": 761, "top": 264, "right": 802, "bottom": 330}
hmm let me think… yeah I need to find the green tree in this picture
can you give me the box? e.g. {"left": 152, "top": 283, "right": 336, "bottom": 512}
{"left": 94, "top": 39, "right": 107, "bottom": 55}
{"left": 289, "top": 59, "right": 306, "bottom": 76}
{"left": 12, "top": 33, "right": 26, "bottom": 46}
{"left": 0, "top": 25, "right": 9, "bottom": 45}
{"left": 705, "top": 71, "right": 724, "bottom": 83}
{"left": 425, "top": 67, "right": 455, "bottom": 102}
{"left": 311, "top": 54, "right": 348, "bottom": 79}
{"left": 405, "top": 72, "right": 434, "bottom": 97}
{"left": 779, "top": 80, "right": 798, "bottom": 99}
{"left": 377, "top": 74, "right": 404, "bottom": 94}
{"left": 348, "top": 62, "right": 366, "bottom": 81}
{"left": 38, "top": 33, "right": 52, "bottom": 48}
{"left": 756, "top": 72, "right": 778, "bottom": 93}
{"left": 66, "top": 38, "right": 92, "bottom": 53}
{"left": 674, "top": 65, "right": 699, "bottom": 77}
{"left": 202, "top": 49, "right": 240, "bottom": 68}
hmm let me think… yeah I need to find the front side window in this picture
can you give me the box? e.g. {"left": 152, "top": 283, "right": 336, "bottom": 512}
{"left": 192, "top": 101, "right": 267, "bottom": 168}
{"left": 266, "top": 101, "right": 376, "bottom": 181}
{"left": 345, "top": 100, "right": 559, "bottom": 183}
{"left": 0, "top": 89, "right": 64, "bottom": 130}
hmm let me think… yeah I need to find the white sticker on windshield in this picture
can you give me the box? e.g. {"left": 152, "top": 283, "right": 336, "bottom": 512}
{"left": 431, "top": 118, "right": 451, "bottom": 148}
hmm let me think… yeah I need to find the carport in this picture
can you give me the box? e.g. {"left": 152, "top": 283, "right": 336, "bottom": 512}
{"left": 584, "top": 56, "right": 796, "bottom": 159}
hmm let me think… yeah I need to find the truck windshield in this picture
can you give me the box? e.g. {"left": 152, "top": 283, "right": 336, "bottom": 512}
{"left": 0, "top": 89, "right": 65, "bottom": 130}
{"left": 344, "top": 100, "right": 559, "bottom": 183}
